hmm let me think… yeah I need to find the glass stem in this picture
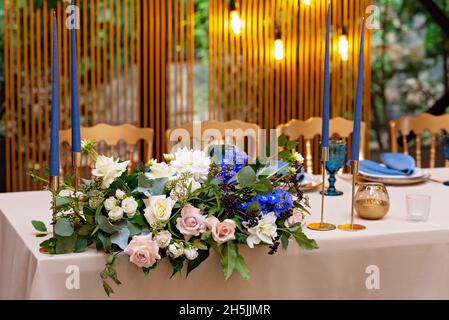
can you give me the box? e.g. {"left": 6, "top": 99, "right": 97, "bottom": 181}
{"left": 327, "top": 172, "right": 337, "bottom": 193}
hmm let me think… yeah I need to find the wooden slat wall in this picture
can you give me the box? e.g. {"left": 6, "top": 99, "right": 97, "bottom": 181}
{"left": 208, "top": 0, "right": 372, "bottom": 150}
{"left": 3, "top": 0, "right": 371, "bottom": 191}
{"left": 3, "top": 0, "right": 140, "bottom": 191}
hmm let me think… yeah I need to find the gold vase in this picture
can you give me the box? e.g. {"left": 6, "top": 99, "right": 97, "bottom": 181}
{"left": 354, "top": 183, "right": 390, "bottom": 220}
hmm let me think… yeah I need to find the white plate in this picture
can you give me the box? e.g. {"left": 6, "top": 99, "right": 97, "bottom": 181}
{"left": 359, "top": 167, "right": 427, "bottom": 180}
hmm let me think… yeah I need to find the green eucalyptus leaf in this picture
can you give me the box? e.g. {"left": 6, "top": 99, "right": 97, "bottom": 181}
{"left": 111, "top": 222, "right": 131, "bottom": 250}
{"left": 237, "top": 166, "right": 257, "bottom": 187}
{"left": 55, "top": 196, "right": 71, "bottom": 208}
{"left": 252, "top": 179, "right": 273, "bottom": 194}
{"left": 31, "top": 220, "right": 47, "bottom": 233}
{"left": 54, "top": 218, "right": 74, "bottom": 237}
{"left": 55, "top": 234, "right": 77, "bottom": 253}
{"left": 127, "top": 221, "right": 142, "bottom": 236}
{"left": 74, "top": 237, "right": 88, "bottom": 253}
{"left": 97, "top": 215, "right": 120, "bottom": 234}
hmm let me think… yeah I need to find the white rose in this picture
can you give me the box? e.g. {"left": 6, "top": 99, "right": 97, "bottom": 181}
{"left": 293, "top": 152, "right": 304, "bottom": 164}
{"left": 167, "top": 242, "right": 184, "bottom": 259}
{"left": 143, "top": 195, "right": 177, "bottom": 228}
{"left": 144, "top": 162, "right": 177, "bottom": 180}
{"left": 115, "top": 189, "right": 126, "bottom": 200}
{"left": 104, "top": 196, "right": 118, "bottom": 211}
{"left": 184, "top": 247, "right": 199, "bottom": 261}
{"left": 121, "top": 197, "right": 138, "bottom": 217}
{"left": 92, "top": 155, "right": 130, "bottom": 189}
{"left": 170, "top": 147, "right": 211, "bottom": 182}
{"left": 154, "top": 231, "right": 172, "bottom": 248}
{"left": 245, "top": 212, "right": 278, "bottom": 248}
{"left": 108, "top": 207, "right": 124, "bottom": 221}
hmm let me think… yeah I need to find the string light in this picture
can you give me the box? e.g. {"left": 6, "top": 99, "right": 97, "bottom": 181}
{"left": 230, "top": 0, "right": 242, "bottom": 36}
{"left": 338, "top": 26, "right": 349, "bottom": 61}
{"left": 302, "top": 0, "right": 312, "bottom": 5}
{"left": 274, "top": 29, "right": 285, "bottom": 61}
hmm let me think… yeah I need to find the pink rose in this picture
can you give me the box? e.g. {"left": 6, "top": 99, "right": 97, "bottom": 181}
{"left": 285, "top": 209, "right": 305, "bottom": 228}
{"left": 176, "top": 204, "right": 207, "bottom": 239}
{"left": 205, "top": 216, "right": 236, "bottom": 245}
{"left": 124, "top": 234, "right": 161, "bottom": 268}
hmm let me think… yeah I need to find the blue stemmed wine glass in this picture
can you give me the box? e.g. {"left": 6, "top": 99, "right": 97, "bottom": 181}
{"left": 323, "top": 140, "right": 347, "bottom": 196}
{"left": 444, "top": 135, "right": 449, "bottom": 186}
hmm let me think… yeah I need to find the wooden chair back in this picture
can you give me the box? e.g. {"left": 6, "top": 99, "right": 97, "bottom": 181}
{"left": 389, "top": 113, "right": 449, "bottom": 168}
{"left": 277, "top": 117, "right": 366, "bottom": 174}
{"left": 59, "top": 124, "right": 154, "bottom": 175}
{"left": 166, "top": 120, "right": 261, "bottom": 159}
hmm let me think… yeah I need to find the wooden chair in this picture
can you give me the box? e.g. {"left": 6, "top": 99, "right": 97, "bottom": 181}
{"left": 277, "top": 117, "right": 366, "bottom": 174}
{"left": 166, "top": 120, "right": 261, "bottom": 159}
{"left": 389, "top": 113, "right": 449, "bottom": 168}
{"left": 59, "top": 124, "right": 154, "bottom": 174}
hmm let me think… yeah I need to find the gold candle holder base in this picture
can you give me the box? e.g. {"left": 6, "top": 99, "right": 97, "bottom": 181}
{"left": 307, "top": 146, "right": 336, "bottom": 232}
{"left": 338, "top": 224, "right": 366, "bottom": 232}
{"left": 307, "top": 223, "right": 337, "bottom": 232}
{"left": 338, "top": 160, "right": 366, "bottom": 232}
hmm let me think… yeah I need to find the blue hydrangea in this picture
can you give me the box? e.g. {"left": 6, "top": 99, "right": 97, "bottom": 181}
{"left": 210, "top": 145, "right": 249, "bottom": 183}
{"left": 239, "top": 188, "right": 293, "bottom": 217}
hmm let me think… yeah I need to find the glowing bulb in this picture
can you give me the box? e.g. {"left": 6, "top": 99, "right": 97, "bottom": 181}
{"left": 338, "top": 34, "right": 349, "bottom": 61}
{"left": 274, "top": 38, "right": 285, "bottom": 61}
{"left": 302, "top": 0, "right": 312, "bottom": 5}
{"left": 230, "top": 10, "right": 242, "bottom": 35}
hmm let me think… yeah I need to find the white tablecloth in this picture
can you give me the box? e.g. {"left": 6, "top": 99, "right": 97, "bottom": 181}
{"left": 1, "top": 168, "right": 449, "bottom": 300}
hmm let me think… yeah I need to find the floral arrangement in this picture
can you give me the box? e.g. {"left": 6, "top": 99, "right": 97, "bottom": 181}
{"left": 31, "top": 136, "right": 318, "bottom": 295}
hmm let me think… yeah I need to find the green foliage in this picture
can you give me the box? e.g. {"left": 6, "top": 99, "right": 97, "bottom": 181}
{"left": 31, "top": 220, "right": 47, "bottom": 233}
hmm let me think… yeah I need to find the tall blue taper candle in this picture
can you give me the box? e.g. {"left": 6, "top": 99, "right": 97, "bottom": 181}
{"left": 71, "top": 0, "right": 81, "bottom": 152}
{"left": 50, "top": 12, "right": 59, "bottom": 177}
{"left": 350, "top": 18, "right": 365, "bottom": 161}
{"left": 321, "top": 3, "right": 331, "bottom": 148}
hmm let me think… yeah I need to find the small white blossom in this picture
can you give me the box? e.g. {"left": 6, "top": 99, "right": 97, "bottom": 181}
{"left": 121, "top": 197, "right": 138, "bottom": 217}
{"left": 155, "top": 231, "right": 172, "bottom": 248}
{"left": 184, "top": 247, "right": 199, "bottom": 260}
{"left": 108, "top": 207, "right": 124, "bottom": 221}
{"left": 115, "top": 189, "right": 126, "bottom": 200}
{"left": 104, "top": 196, "right": 118, "bottom": 211}
{"left": 245, "top": 212, "right": 278, "bottom": 248}
{"left": 167, "top": 242, "right": 184, "bottom": 259}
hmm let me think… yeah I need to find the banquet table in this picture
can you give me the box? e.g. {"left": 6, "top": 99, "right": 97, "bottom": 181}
{"left": 1, "top": 168, "right": 449, "bottom": 300}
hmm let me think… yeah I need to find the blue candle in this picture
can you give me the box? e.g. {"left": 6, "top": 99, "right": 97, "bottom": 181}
{"left": 350, "top": 18, "right": 365, "bottom": 161}
{"left": 321, "top": 3, "right": 331, "bottom": 148}
{"left": 50, "top": 12, "right": 59, "bottom": 177}
{"left": 71, "top": 0, "right": 81, "bottom": 152}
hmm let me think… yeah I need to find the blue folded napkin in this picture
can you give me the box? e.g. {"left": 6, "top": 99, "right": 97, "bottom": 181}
{"left": 359, "top": 153, "right": 416, "bottom": 176}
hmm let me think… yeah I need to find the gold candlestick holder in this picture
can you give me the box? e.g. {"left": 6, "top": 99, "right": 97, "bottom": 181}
{"left": 72, "top": 151, "right": 82, "bottom": 194}
{"left": 307, "top": 147, "right": 336, "bottom": 231}
{"left": 338, "top": 160, "right": 366, "bottom": 232}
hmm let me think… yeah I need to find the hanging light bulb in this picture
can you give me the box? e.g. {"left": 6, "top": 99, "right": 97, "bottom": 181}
{"left": 338, "top": 27, "right": 349, "bottom": 61}
{"left": 302, "top": 0, "right": 312, "bottom": 5}
{"left": 274, "top": 29, "right": 285, "bottom": 61}
{"left": 230, "top": 0, "right": 242, "bottom": 36}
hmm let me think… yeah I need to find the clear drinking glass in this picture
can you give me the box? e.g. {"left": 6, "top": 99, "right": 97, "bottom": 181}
{"left": 406, "top": 194, "right": 431, "bottom": 222}
{"left": 324, "top": 140, "right": 347, "bottom": 196}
